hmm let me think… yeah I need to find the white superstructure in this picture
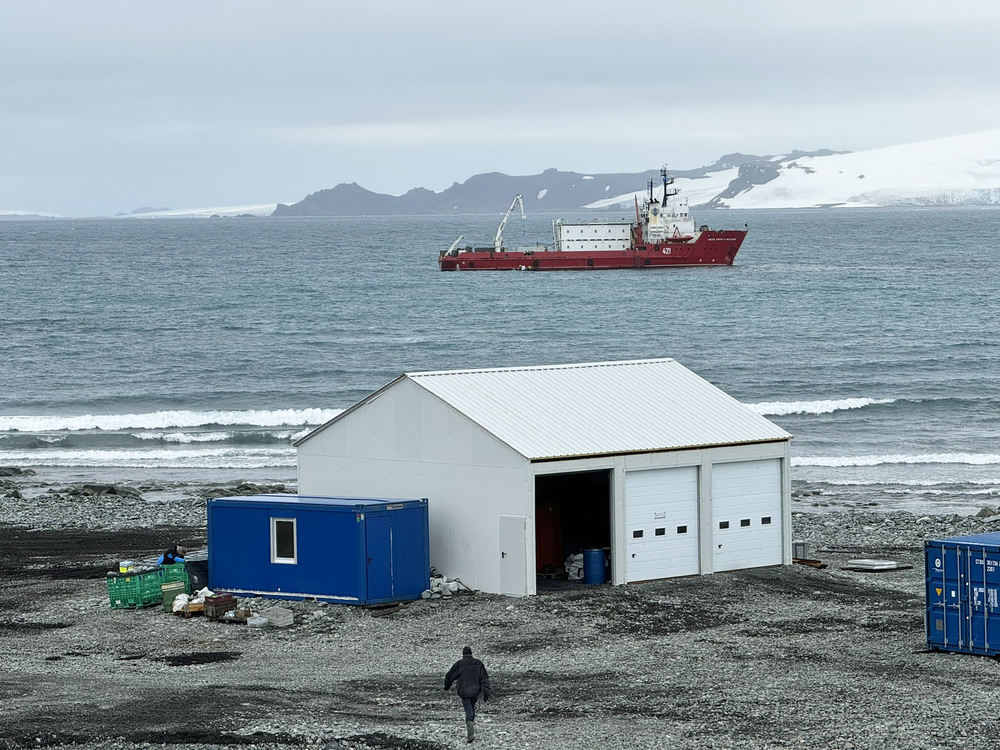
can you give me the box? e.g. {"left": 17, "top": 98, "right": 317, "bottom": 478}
{"left": 553, "top": 220, "right": 632, "bottom": 252}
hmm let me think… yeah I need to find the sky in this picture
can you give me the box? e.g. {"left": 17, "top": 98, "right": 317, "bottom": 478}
{"left": 3, "top": 1, "right": 1000, "bottom": 217}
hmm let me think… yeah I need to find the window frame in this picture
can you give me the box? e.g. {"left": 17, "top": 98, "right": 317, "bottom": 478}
{"left": 271, "top": 517, "right": 297, "bottom": 565}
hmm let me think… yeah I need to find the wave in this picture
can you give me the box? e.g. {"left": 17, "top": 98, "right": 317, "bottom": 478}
{"left": 0, "top": 408, "right": 343, "bottom": 433}
{"left": 0, "top": 447, "right": 295, "bottom": 469}
{"left": 804, "top": 477, "right": 1000, "bottom": 488}
{"left": 793, "top": 453, "right": 1000, "bottom": 467}
{"left": 882, "top": 487, "right": 1000, "bottom": 497}
{"left": 747, "top": 398, "right": 896, "bottom": 416}
{"left": 130, "top": 430, "right": 295, "bottom": 444}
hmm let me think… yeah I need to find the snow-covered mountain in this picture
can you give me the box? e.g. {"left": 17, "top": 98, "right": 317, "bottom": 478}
{"left": 119, "top": 203, "right": 280, "bottom": 219}
{"left": 593, "top": 129, "right": 1000, "bottom": 210}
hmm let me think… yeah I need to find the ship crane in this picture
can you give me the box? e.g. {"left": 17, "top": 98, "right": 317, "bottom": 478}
{"left": 494, "top": 194, "right": 525, "bottom": 252}
{"left": 444, "top": 234, "right": 464, "bottom": 256}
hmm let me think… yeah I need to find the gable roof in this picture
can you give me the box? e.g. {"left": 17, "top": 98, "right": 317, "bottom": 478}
{"left": 296, "top": 358, "right": 790, "bottom": 461}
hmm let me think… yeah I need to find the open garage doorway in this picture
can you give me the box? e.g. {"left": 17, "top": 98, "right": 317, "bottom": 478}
{"left": 534, "top": 470, "right": 612, "bottom": 586}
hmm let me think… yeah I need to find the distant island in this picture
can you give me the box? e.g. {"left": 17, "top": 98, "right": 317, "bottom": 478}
{"left": 4, "top": 129, "right": 999, "bottom": 219}
{"left": 272, "top": 128, "right": 1000, "bottom": 215}
{"left": 270, "top": 153, "right": 810, "bottom": 217}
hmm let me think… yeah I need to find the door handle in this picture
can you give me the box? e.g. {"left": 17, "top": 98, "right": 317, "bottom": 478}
{"left": 501, "top": 551, "right": 506, "bottom": 558}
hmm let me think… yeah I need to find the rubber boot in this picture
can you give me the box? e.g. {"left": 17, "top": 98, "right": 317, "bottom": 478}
{"left": 466, "top": 719, "right": 475, "bottom": 743}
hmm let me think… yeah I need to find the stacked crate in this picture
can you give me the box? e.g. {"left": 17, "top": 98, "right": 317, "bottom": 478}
{"left": 106, "top": 563, "right": 192, "bottom": 610}
{"left": 106, "top": 567, "right": 162, "bottom": 609}
{"left": 204, "top": 593, "right": 238, "bottom": 620}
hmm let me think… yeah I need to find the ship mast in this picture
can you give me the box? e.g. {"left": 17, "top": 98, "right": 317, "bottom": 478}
{"left": 660, "top": 165, "right": 679, "bottom": 207}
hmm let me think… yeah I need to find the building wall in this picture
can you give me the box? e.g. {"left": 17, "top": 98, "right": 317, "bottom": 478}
{"left": 298, "top": 379, "right": 534, "bottom": 595}
{"left": 534, "top": 439, "right": 792, "bottom": 585}
{"left": 298, "top": 377, "right": 792, "bottom": 595}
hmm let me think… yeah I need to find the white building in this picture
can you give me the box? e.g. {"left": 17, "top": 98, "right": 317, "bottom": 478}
{"left": 295, "top": 359, "right": 793, "bottom": 596}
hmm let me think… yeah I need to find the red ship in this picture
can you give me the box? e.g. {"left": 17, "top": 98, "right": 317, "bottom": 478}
{"left": 438, "top": 166, "right": 747, "bottom": 271}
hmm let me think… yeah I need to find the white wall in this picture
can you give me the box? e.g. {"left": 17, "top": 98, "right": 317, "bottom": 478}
{"left": 534, "top": 439, "right": 791, "bottom": 584}
{"left": 298, "top": 378, "right": 534, "bottom": 595}
{"left": 299, "top": 376, "right": 792, "bottom": 594}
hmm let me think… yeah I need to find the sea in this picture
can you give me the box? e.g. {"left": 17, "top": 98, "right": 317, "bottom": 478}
{"left": 2, "top": 208, "right": 998, "bottom": 514}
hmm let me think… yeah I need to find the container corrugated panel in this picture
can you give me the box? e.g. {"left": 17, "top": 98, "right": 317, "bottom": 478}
{"left": 207, "top": 495, "right": 430, "bottom": 606}
{"left": 925, "top": 533, "right": 1000, "bottom": 656}
{"left": 406, "top": 359, "right": 791, "bottom": 460}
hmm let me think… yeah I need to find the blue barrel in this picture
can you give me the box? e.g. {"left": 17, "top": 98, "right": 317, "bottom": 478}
{"left": 582, "top": 549, "right": 606, "bottom": 585}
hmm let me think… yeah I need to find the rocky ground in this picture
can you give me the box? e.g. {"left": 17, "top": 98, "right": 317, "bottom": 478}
{"left": 2, "top": 471, "right": 1000, "bottom": 750}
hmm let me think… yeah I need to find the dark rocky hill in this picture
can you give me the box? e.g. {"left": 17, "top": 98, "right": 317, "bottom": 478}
{"left": 271, "top": 154, "right": 815, "bottom": 217}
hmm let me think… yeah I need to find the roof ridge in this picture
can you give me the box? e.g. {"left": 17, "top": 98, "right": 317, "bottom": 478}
{"left": 408, "top": 358, "right": 675, "bottom": 378}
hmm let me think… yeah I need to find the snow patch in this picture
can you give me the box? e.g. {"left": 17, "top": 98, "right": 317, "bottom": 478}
{"left": 725, "top": 128, "right": 1000, "bottom": 209}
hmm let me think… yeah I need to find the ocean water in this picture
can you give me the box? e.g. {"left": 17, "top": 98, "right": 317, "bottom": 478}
{"left": 2, "top": 208, "right": 998, "bottom": 513}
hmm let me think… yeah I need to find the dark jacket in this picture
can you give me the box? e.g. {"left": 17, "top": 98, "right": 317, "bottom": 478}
{"left": 444, "top": 656, "right": 490, "bottom": 700}
{"left": 158, "top": 548, "right": 184, "bottom": 565}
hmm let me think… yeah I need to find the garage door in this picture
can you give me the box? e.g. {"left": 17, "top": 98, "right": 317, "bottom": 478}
{"left": 711, "top": 459, "right": 782, "bottom": 572}
{"left": 624, "top": 466, "right": 699, "bottom": 582}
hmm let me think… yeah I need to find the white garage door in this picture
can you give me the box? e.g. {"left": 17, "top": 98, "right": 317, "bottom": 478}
{"left": 624, "top": 466, "right": 699, "bottom": 582}
{"left": 711, "top": 459, "right": 782, "bottom": 572}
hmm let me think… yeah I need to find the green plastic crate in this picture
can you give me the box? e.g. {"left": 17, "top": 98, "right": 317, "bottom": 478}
{"left": 159, "top": 563, "right": 191, "bottom": 593}
{"left": 107, "top": 569, "right": 161, "bottom": 609}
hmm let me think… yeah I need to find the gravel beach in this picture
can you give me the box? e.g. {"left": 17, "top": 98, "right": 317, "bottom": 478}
{"left": 3, "top": 472, "right": 1000, "bottom": 750}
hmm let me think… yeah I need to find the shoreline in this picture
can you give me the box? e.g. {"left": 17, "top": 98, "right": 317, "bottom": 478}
{"left": 4, "top": 469, "right": 1000, "bottom": 748}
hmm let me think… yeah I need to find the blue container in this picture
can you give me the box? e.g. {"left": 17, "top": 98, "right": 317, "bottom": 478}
{"left": 207, "top": 494, "right": 429, "bottom": 605}
{"left": 925, "top": 533, "right": 1000, "bottom": 656}
{"left": 583, "top": 548, "right": 606, "bottom": 585}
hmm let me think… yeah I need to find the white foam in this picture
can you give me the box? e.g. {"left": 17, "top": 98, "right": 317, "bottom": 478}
{"left": 132, "top": 431, "right": 235, "bottom": 443}
{"left": 812, "top": 477, "right": 1000, "bottom": 487}
{"left": 0, "top": 447, "right": 295, "bottom": 469}
{"left": 0, "top": 408, "right": 342, "bottom": 433}
{"left": 793, "top": 453, "right": 1000, "bottom": 467}
{"left": 747, "top": 398, "right": 895, "bottom": 416}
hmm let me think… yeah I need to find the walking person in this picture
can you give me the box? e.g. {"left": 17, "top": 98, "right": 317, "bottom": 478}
{"left": 444, "top": 646, "right": 490, "bottom": 743}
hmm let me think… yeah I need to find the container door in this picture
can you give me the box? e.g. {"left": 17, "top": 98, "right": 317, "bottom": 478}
{"left": 926, "top": 544, "right": 965, "bottom": 651}
{"left": 499, "top": 516, "right": 527, "bottom": 596}
{"left": 365, "top": 514, "right": 393, "bottom": 603}
{"left": 711, "top": 459, "right": 782, "bottom": 573}
{"left": 962, "top": 545, "right": 1000, "bottom": 654}
{"left": 624, "top": 466, "right": 699, "bottom": 582}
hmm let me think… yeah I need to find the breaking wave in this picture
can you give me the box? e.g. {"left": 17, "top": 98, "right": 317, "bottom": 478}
{"left": 793, "top": 453, "right": 1000, "bottom": 467}
{"left": 0, "top": 447, "right": 296, "bottom": 469}
{"left": 0, "top": 409, "right": 342, "bottom": 433}
{"left": 130, "top": 430, "right": 296, "bottom": 444}
{"left": 747, "top": 398, "right": 895, "bottom": 416}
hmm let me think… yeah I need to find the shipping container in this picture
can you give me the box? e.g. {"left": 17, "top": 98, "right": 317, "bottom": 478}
{"left": 925, "top": 533, "right": 1000, "bottom": 656}
{"left": 207, "top": 494, "right": 429, "bottom": 605}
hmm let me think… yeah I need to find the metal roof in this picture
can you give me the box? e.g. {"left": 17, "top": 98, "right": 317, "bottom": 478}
{"left": 406, "top": 358, "right": 790, "bottom": 460}
{"left": 208, "top": 494, "right": 424, "bottom": 508}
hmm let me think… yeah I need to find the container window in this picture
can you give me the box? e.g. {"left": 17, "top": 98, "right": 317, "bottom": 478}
{"left": 633, "top": 529, "right": 643, "bottom": 539}
{"left": 655, "top": 527, "right": 666, "bottom": 536}
{"left": 719, "top": 521, "right": 730, "bottom": 530}
{"left": 271, "top": 518, "right": 297, "bottom": 564}
{"left": 677, "top": 525, "right": 687, "bottom": 534}
{"left": 740, "top": 519, "right": 751, "bottom": 527}
{"left": 761, "top": 516, "right": 772, "bottom": 525}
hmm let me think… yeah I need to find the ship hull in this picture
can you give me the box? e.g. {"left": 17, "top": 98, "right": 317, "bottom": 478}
{"left": 438, "top": 230, "right": 746, "bottom": 271}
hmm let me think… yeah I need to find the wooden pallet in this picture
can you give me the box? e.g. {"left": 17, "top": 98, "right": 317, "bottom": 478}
{"left": 174, "top": 602, "right": 205, "bottom": 618}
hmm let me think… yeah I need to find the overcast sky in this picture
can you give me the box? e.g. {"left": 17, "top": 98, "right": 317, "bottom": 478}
{"left": 3, "top": 1, "right": 1000, "bottom": 216}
